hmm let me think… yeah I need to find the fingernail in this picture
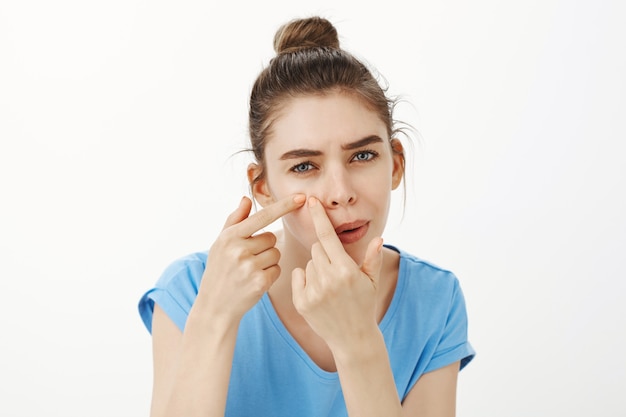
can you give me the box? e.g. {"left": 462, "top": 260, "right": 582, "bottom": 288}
{"left": 293, "top": 194, "right": 306, "bottom": 204}
{"left": 308, "top": 197, "right": 317, "bottom": 207}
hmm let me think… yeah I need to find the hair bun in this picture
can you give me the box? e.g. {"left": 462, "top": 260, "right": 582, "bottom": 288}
{"left": 273, "top": 16, "right": 340, "bottom": 54}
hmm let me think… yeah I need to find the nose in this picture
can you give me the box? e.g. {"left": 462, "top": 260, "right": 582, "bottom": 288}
{"left": 319, "top": 165, "right": 356, "bottom": 208}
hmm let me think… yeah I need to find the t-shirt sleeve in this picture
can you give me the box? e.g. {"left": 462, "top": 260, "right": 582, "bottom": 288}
{"left": 423, "top": 277, "right": 475, "bottom": 373}
{"left": 137, "top": 254, "right": 206, "bottom": 333}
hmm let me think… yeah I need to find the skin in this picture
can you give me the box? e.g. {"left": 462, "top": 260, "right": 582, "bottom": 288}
{"left": 149, "top": 91, "right": 460, "bottom": 417}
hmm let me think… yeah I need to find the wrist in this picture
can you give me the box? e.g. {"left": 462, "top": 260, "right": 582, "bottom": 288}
{"left": 328, "top": 325, "right": 386, "bottom": 366}
{"left": 186, "top": 300, "right": 241, "bottom": 339}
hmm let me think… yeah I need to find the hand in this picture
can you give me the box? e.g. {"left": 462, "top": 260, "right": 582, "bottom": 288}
{"left": 198, "top": 194, "right": 306, "bottom": 323}
{"left": 291, "top": 197, "right": 384, "bottom": 350}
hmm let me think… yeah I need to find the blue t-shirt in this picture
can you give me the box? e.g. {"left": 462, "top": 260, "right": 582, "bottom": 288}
{"left": 138, "top": 245, "right": 475, "bottom": 416}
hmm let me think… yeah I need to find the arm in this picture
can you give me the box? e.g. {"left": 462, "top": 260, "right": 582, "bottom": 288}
{"left": 331, "top": 327, "right": 403, "bottom": 417}
{"left": 401, "top": 362, "right": 459, "bottom": 417}
{"left": 292, "top": 197, "right": 402, "bottom": 416}
{"left": 332, "top": 338, "right": 459, "bottom": 417}
{"left": 149, "top": 195, "right": 306, "bottom": 417}
{"left": 292, "top": 198, "right": 460, "bottom": 416}
{"left": 150, "top": 304, "right": 239, "bottom": 417}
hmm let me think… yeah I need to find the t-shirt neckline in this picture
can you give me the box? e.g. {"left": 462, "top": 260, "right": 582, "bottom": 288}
{"left": 259, "top": 244, "right": 408, "bottom": 379}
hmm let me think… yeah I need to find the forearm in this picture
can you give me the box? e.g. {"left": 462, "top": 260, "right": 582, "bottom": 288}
{"left": 332, "top": 328, "right": 403, "bottom": 417}
{"left": 160, "top": 305, "right": 239, "bottom": 417}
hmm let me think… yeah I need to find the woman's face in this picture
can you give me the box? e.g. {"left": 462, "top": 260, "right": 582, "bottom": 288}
{"left": 254, "top": 91, "right": 403, "bottom": 264}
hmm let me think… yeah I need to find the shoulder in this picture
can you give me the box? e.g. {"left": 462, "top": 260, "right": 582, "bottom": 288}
{"left": 384, "top": 244, "right": 466, "bottom": 324}
{"left": 138, "top": 251, "right": 208, "bottom": 333}
{"left": 155, "top": 251, "right": 208, "bottom": 288}
{"left": 383, "top": 245, "right": 475, "bottom": 372}
{"left": 385, "top": 244, "right": 460, "bottom": 291}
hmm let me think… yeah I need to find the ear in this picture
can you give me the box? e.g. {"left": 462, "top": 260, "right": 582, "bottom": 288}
{"left": 247, "top": 163, "right": 274, "bottom": 207}
{"left": 390, "top": 138, "right": 405, "bottom": 190}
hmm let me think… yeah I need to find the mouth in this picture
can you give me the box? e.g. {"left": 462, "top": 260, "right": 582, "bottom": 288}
{"left": 335, "top": 220, "right": 369, "bottom": 244}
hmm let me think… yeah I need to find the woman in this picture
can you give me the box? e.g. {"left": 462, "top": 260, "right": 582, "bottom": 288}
{"left": 139, "top": 16, "right": 474, "bottom": 417}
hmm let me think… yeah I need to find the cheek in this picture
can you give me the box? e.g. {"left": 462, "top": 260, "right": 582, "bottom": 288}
{"left": 281, "top": 205, "right": 317, "bottom": 245}
{"left": 283, "top": 207, "right": 308, "bottom": 229}
{"left": 265, "top": 175, "right": 317, "bottom": 238}
{"left": 266, "top": 172, "right": 307, "bottom": 199}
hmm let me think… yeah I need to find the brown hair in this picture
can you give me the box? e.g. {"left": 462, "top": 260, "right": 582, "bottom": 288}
{"left": 248, "top": 16, "right": 404, "bottom": 185}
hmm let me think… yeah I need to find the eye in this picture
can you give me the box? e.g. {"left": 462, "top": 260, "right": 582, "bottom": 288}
{"left": 290, "top": 161, "right": 315, "bottom": 174}
{"left": 351, "top": 150, "right": 378, "bottom": 162}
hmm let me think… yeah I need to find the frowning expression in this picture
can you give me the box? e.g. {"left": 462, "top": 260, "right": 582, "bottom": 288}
{"left": 252, "top": 91, "right": 403, "bottom": 264}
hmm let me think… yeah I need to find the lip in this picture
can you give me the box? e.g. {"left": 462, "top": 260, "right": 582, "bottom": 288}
{"left": 335, "top": 220, "right": 369, "bottom": 244}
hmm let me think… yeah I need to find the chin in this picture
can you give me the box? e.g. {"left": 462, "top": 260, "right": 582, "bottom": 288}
{"left": 342, "top": 242, "right": 369, "bottom": 266}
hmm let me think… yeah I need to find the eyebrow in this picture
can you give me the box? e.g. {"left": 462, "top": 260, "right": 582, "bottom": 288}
{"left": 279, "top": 135, "right": 384, "bottom": 160}
{"left": 341, "top": 135, "right": 383, "bottom": 150}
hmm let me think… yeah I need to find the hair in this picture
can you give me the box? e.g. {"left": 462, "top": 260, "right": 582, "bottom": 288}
{"left": 248, "top": 16, "right": 405, "bottom": 186}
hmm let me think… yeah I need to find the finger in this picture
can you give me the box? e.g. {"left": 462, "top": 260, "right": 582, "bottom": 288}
{"left": 361, "top": 237, "right": 384, "bottom": 285}
{"left": 263, "top": 265, "right": 281, "bottom": 287}
{"left": 245, "top": 231, "right": 277, "bottom": 255}
{"left": 254, "top": 247, "right": 281, "bottom": 270}
{"left": 304, "top": 259, "right": 318, "bottom": 289}
{"left": 291, "top": 267, "right": 306, "bottom": 309}
{"left": 252, "top": 265, "right": 281, "bottom": 296}
{"left": 235, "top": 194, "right": 306, "bottom": 238}
{"left": 307, "top": 197, "right": 344, "bottom": 257}
{"left": 222, "top": 197, "right": 252, "bottom": 230}
{"left": 310, "top": 241, "right": 330, "bottom": 266}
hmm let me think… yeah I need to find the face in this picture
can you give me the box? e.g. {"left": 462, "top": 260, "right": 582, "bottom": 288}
{"left": 251, "top": 91, "right": 403, "bottom": 264}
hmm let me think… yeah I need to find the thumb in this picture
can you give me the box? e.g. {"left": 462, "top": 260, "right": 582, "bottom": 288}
{"left": 222, "top": 196, "right": 252, "bottom": 230}
{"left": 361, "top": 237, "right": 384, "bottom": 285}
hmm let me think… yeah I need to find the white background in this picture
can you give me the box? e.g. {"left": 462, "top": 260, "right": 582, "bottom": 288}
{"left": 1, "top": 0, "right": 625, "bottom": 416}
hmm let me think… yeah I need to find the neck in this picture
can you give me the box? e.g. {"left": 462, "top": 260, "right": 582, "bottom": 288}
{"left": 267, "top": 228, "right": 310, "bottom": 310}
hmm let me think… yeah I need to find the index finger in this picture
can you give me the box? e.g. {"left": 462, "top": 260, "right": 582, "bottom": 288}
{"left": 234, "top": 194, "right": 306, "bottom": 237}
{"left": 307, "top": 197, "right": 345, "bottom": 256}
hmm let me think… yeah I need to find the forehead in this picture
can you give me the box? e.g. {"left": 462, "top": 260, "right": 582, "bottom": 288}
{"left": 267, "top": 92, "right": 388, "bottom": 151}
